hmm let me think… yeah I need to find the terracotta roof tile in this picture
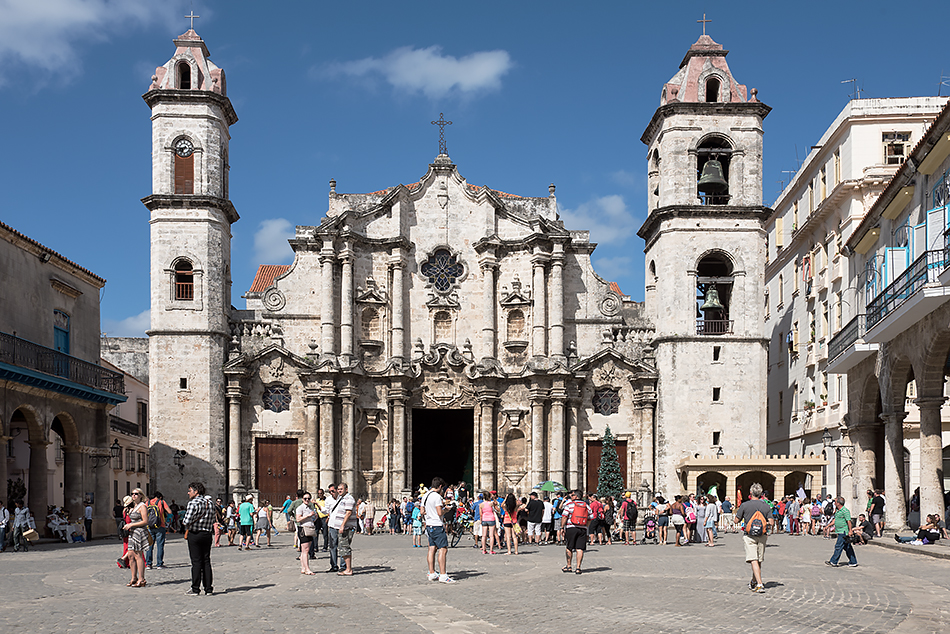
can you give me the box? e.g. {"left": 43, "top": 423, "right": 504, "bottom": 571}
{"left": 248, "top": 264, "right": 290, "bottom": 293}
{"left": 0, "top": 220, "right": 105, "bottom": 285}
{"left": 609, "top": 281, "right": 625, "bottom": 296}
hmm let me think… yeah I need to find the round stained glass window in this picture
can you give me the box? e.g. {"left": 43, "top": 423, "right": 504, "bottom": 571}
{"left": 263, "top": 386, "right": 291, "bottom": 413}
{"left": 421, "top": 248, "right": 464, "bottom": 293}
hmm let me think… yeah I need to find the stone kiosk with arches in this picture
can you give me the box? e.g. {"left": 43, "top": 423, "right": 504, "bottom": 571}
{"left": 677, "top": 454, "right": 827, "bottom": 502}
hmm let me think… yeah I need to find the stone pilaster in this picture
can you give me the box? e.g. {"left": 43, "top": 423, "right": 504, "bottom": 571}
{"left": 0, "top": 436, "right": 9, "bottom": 507}
{"left": 62, "top": 445, "right": 84, "bottom": 519}
{"left": 303, "top": 389, "right": 319, "bottom": 492}
{"left": 848, "top": 425, "right": 876, "bottom": 511}
{"left": 390, "top": 250, "right": 406, "bottom": 364}
{"left": 320, "top": 239, "right": 337, "bottom": 358}
{"left": 916, "top": 397, "right": 947, "bottom": 520}
{"left": 550, "top": 241, "right": 565, "bottom": 360}
{"left": 340, "top": 245, "right": 354, "bottom": 363}
{"left": 318, "top": 382, "right": 337, "bottom": 488}
{"left": 880, "top": 410, "right": 908, "bottom": 530}
{"left": 531, "top": 250, "right": 548, "bottom": 357}
{"left": 479, "top": 258, "right": 498, "bottom": 362}
{"left": 389, "top": 384, "right": 408, "bottom": 494}
{"left": 548, "top": 381, "right": 566, "bottom": 486}
{"left": 227, "top": 388, "right": 245, "bottom": 492}
{"left": 529, "top": 384, "right": 547, "bottom": 486}
{"left": 476, "top": 387, "right": 499, "bottom": 492}
{"left": 567, "top": 395, "right": 581, "bottom": 491}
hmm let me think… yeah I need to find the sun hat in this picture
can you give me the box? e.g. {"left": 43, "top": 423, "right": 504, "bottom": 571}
{"left": 122, "top": 495, "right": 133, "bottom": 507}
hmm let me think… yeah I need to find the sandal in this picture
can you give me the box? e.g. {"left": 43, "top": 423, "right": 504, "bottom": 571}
{"left": 574, "top": 569, "right": 582, "bottom": 575}
{"left": 561, "top": 566, "right": 573, "bottom": 573}
{"left": 133, "top": 580, "right": 147, "bottom": 587}
{"left": 126, "top": 580, "right": 138, "bottom": 587}
{"left": 301, "top": 571, "right": 315, "bottom": 575}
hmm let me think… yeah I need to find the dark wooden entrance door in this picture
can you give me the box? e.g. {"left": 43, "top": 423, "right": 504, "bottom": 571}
{"left": 255, "top": 438, "right": 298, "bottom": 505}
{"left": 585, "top": 439, "right": 627, "bottom": 495}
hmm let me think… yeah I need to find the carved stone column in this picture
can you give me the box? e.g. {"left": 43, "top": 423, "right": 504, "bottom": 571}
{"left": 549, "top": 382, "right": 566, "bottom": 486}
{"left": 916, "top": 397, "right": 947, "bottom": 520}
{"left": 318, "top": 383, "right": 337, "bottom": 488}
{"left": 880, "top": 410, "right": 908, "bottom": 530}
{"left": 62, "top": 444, "right": 84, "bottom": 519}
{"left": 28, "top": 439, "right": 50, "bottom": 515}
{"left": 476, "top": 387, "right": 498, "bottom": 492}
{"left": 320, "top": 238, "right": 337, "bottom": 358}
{"left": 531, "top": 249, "right": 548, "bottom": 357}
{"left": 567, "top": 396, "right": 581, "bottom": 491}
{"left": 227, "top": 388, "right": 245, "bottom": 492}
{"left": 550, "top": 241, "right": 565, "bottom": 361}
{"left": 340, "top": 383, "right": 357, "bottom": 493}
{"left": 529, "top": 384, "right": 547, "bottom": 486}
{"left": 389, "top": 384, "right": 408, "bottom": 494}
{"left": 390, "top": 250, "right": 406, "bottom": 364}
{"left": 340, "top": 244, "right": 354, "bottom": 363}
{"left": 848, "top": 425, "right": 876, "bottom": 510}
{"left": 303, "top": 389, "right": 319, "bottom": 492}
{"left": 637, "top": 394, "right": 656, "bottom": 492}
{"left": 479, "top": 259, "right": 498, "bottom": 362}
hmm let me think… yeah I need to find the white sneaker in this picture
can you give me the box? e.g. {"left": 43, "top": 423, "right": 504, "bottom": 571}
{"left": 427, "top": 572, "right": 439, "bottom": 581}
{"left": 439, "top": 575, "right": 457, "bottom": 584}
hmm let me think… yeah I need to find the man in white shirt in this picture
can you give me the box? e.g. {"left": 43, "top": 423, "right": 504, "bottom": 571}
{"left": 329, "top": 482, "right": 358, "bottom": 576}
{"left": 84, "top": 501, "right": 93, "bottom": 540}
{"left": 422, "top": 477, "right": 456, "bottom": 583}
{"left": 542, "top": 497, "right": 554, "bottom": 544}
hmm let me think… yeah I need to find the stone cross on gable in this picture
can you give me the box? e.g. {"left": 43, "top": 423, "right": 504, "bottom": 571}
{"left": 186, "top": 11, "right": 200, "bottom": 30}
{"left": 697, "top": 13, "right": 711, "bottom": 36}
{"left": 431, "top": 113, "right": 452, "bottom": 155}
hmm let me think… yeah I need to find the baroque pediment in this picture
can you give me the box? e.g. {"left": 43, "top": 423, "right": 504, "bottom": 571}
{"left": 570, "top": 347, "right": 657, "bottom": 380}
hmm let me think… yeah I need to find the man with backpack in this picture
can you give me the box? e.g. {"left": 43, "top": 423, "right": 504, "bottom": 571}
{"left": 145, "top": 491, "right": 172, "bottom": 569}
{"left": 620, "top": 493, "right": 638, "bottom": 545}
{"left": 560, "top": 490, "right": 592, "bottom": 575}
{"left": 735, "top": 482, "right": 772, "bottom": 593}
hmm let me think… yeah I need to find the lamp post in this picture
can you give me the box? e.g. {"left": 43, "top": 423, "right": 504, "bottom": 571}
{"left": 91, "top": 439, "right": 122, "bottom": 469}
{"left": 173, "top": 449, "right": 187, "bottom": 478}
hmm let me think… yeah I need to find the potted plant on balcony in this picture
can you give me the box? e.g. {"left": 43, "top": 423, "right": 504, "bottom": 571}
{"left": 820, "top": 394, "right": 828, "bottom": 407}
{"left": 804, "top": 400, "right": 815, "bottom": 412}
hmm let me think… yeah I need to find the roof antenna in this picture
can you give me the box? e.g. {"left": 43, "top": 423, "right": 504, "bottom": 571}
{"left": 841, "top": 78, "right": 863, "bottom": 101}
{"left": 939, "top": 70, "right": 950, "bottom": 97}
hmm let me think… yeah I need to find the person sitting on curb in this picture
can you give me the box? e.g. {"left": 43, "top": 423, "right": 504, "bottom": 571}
{"left": 894, "top": 514, "right": 944, "bottom": 545}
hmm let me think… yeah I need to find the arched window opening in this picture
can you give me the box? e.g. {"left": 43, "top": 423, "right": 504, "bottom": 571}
{"left": 696, "top": 253, "right": 734, "bottom": 335}
{"left": 360, "top": 427, "right": 382, "bottom": 471}
{"left": 434, "top": 311, "right": 452, "bottom": 343}
{"left": 697, "top": 136, "right": 732, "bottom": 205}
{"left": 177, "top": 62, "right": 191, "bottom": 90}
{"left": 175, "top": 260, "right": 194, "bottom": 300}
{"left": 504, "top": 429, "right": 526, "bottom": 472}
{"left": 506, "top": 309, "right": 525, "bottom": 341}
{"left": 173, "top": 136, "right": 195, "bottom": 195}
{"left": 705, "top": 77, "right": 721, "bottom": 102}
{"left": 361, "top": 307, "right": 381, "bottom": 341}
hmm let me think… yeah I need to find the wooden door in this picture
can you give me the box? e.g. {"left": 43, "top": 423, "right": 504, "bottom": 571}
{"left": 585, "top": 439, "right": 627, "bottom": 495}
{"left": 255, "top": 438, "right": 298, "bottom": 505}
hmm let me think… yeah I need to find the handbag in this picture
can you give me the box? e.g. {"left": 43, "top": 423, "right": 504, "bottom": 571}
{"left": 301, "top": 523, "right": 316, "bottom": 537}
{"left": 23, "top": 528, "right": 39, "bottom": 542}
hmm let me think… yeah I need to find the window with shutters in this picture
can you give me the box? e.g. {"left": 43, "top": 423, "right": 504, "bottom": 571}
{"left": 174, "top": 260, "right": 194, "bottom": 300}
{"left": 174, "top": 153, "right": 194, "bottom": 194}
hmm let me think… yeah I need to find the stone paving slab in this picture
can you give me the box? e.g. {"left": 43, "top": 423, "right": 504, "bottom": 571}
{"left": 1, "top": 530, "right": 949, "bottom": 633}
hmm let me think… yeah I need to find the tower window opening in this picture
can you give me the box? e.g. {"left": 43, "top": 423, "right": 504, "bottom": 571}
{"left": 178, "top": 62, "right": 191, "bottom": 90}
{"left": 174, "top": 152, "right": 194, "bottom": 194}
{"left": 697, "top": 137, "right": 732, "bottom": 205}
{"left": 705, "top": 77, "right": 721, "bottom": 102}
{"left": 175, "top": 260, "right": 194, "bottom": 300}
{"left": 697, "top": 253, "right": 733, "bottom": 335}
{"left": 712, "top": 387, "right": 721, "bottom": 402}
{"left": 712, "top": 431, "right": 721, "bottom": 445}
{"left": 712, "top": 345, "right": 721, "bottom": 361}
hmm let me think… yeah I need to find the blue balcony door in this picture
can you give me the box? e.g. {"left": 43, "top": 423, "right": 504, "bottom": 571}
{"left": 53, "top": 325, "right": 69, "bottom": 354}
{"left": 53, "top": 310, "right": 69, "bottom": 378}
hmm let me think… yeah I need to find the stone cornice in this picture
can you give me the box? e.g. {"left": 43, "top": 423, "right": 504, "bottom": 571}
{"left": 641, "top": 101, "right": 772, "bottom": 145}
{"left": 141, "top": 194, "right": 239, "bottom": 225}
{"left": 637, "top": 204, "right": 771, "bottom": 244}
{"left": 142, "top": 89, "right": 238, "bottom": 126}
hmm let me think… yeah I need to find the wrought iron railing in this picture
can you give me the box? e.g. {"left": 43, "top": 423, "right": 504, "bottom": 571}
{"left": 944, "top": 228, "right": 950, "bottom": 273}
{"left": 0, "top": 331, "right": 125, "bottom": 394}
{"left": 866, "top": 250, "right": 944, "bottom": 331}
{"left": 110, "top": 415, "right": 139, "bottom": 436}
{"left": 696, "top": 319, "right": 734, "bottom": 335}
{"left": 828, "top": 314, "right": 865, "bottom": 362}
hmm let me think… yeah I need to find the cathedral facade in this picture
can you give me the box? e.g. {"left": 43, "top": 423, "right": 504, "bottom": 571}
{"left": 146, "top": 30, "right": 772, "bottom": 504}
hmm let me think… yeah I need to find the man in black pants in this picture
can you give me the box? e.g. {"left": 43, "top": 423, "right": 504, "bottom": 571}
{"left": 182, "top": 482, "right": 215, "bottom": 596}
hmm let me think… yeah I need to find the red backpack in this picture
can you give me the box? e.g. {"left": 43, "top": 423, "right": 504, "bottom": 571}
{"left": 569, "top": 502, "right": 590, "bottom": 527}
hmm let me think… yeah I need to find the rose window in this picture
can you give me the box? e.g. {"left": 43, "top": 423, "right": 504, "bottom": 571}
{"left": 263, "top": 386, "right": 291, "bottom": 413}
{"left": 592, "top": 388, "right": 620, "bottom": 416}
{"left": 421, "top": 248, "right": 464, "bottom": 293}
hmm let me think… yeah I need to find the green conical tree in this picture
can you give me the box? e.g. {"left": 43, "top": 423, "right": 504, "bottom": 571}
{"left": 597, "top": 426, "right": 624, "bottom": 498}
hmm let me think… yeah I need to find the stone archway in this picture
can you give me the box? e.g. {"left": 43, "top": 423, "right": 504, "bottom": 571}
{"left": 736, "top": 471, "right": 776, "bottom": 501}
{"left": 913, "top": 335, "right": 950, "bottom": 520}
{"left": 9, "top": 406, "right": 49, "bottom": 515}
{"left": 695, "top": 471, "right": 726, "bottom": 498}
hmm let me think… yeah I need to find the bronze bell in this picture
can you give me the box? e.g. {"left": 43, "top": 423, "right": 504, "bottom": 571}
{"left": 700, "top": 286, "right": 724, "bottom": 313}
{"left": 698, "top": 159, "right": 728, "bottom": 194}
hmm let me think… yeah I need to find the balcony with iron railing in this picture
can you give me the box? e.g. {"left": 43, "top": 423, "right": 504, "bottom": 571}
{"left": 826, "top": 314, "right": 878, "bottom": 374}
{"left": 110, "top": 414, "right": 140, "bottom": 436}
{"left": 696, "top": 319, "right": 734, "bottom": 335}
{"left": 0, "top": 331, "right": 125, "bottom": 395}
{"left": 865, "top": 250, "right": 950, "bottom": 343}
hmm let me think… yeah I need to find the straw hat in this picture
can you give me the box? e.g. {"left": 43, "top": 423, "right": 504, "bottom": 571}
{"left": 122, "top": 495, "right": 133, "bottom": 507}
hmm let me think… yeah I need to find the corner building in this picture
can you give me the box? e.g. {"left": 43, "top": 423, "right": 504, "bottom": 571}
{"left": 146, "top": 30, "right": 779, "bottom": 504}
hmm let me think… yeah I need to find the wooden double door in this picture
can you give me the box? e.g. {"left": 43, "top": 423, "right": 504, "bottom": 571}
{"left": 255, "top": 438, "right": 298, "bottom": 505}
{"left": 585, "top": 439, "right": 628, "bottom": 495}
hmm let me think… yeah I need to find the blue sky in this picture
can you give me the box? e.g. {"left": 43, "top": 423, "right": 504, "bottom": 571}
{"left": 2, "top": 0, "right": 948, "bottom": 336}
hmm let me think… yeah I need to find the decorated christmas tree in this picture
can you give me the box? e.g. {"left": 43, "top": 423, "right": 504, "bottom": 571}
{"left": 597, "top": 426, "right": 624, "bottom": 498}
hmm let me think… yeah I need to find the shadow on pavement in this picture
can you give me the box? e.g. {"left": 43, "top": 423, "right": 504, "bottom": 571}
{"left": 577, "top": 566, "right": 612, "bottom": 573}
{"left": 221, "top": 584, "right": 277, "bottom": 593}
{"left": 353, "top": 565, "right": 394, "bottom": 575}
{"left": 452, "top": 569, "right": 487, "bottom": 580}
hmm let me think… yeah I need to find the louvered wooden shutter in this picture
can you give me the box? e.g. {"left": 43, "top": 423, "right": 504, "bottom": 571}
{"left": 175, "top": 154, "right": 194, "bottom": 194}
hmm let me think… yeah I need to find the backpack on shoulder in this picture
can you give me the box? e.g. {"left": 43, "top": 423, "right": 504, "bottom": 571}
{"left": 744, "top": 508, "right": 767, "bottom": 537}
{"left": 624, "top": 500, "right": 638, "bottom": 521}
{"left": 569, "top": 502, "right": 590, "bottom": 527}
{"left": 146, "top": 502, "right": 162, "bottom": 529}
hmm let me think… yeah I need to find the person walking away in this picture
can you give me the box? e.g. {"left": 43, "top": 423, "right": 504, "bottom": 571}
{"left": 720, "top": 497, "right": 734, "bottom": 533}
{"left": 123, "top": 489, "right": 150, "bottom": 587}
{"left": 560, "top": 490, "right": 591, "bottom": 574}
{"left": 238, "top": 494, "right": 255, "bottom": 551}
{"left": 526, "top": 492, "right": 544, "bottom": 545}
{"left": 670, "top": 496, "right": 687, "bottom": 546}
{"left": 324, "top": 485, "right": 342, "bottom": 572}
{"left": 254, "top": 500, "right": 270, "bottom": 547}
{"left": 826, "top": 496, "right": 858, "bottom": 568}
{"left": 620, "top": 494, "right": 638, "bottom": 544}
{"left": 502, "top": 494, "right": 523, "bottom": 555}
{"left": 212, "top": 498, "right": 225, "bottom": 547}
{"left": 423, "top": 477, "right": 456, "bottom": 583}
{"left": 364, "top": 499, "right": 375, "bottom": 535}
{"left": 295, "top": 493, "right": 317, "bottom": 574}
{"left": 541, "top": 496, "right": 554, "bottom": 544}
{"left": 705, "top": 494, "right": 719, "bottom": 546}
{"left": 145, "top": 491, "right": 172, "bottom": 569}
{"left": 587, "top": 493, "right": 604, "bottom": 545}
{"left": 281, "top": 495, "right": 294, "bottom": 531}
{"left": 182, "top": 482, "right": 215, "bottom": 595}
{"left": 333, "top": 482, "right": 359, "bottom": 576}
{"left": 654, "top": 496, "right": 670, "bottom": 545}
{"left": 411, "top": 501, "right": 424, "bottom": 546}
{"left": 735, "top": 482, "right": 771, "bottom": 593}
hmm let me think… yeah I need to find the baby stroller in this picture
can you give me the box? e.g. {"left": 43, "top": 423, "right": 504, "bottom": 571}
{"left": 641, "top": 514, "right": 658, "bottom": 544}
{"left": 375, "top": 512, "right": 388, "bottom": 530}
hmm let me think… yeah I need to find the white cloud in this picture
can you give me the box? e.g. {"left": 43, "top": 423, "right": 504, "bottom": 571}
{"left": 593, "top": 255, "right": 634, "bottom": 284}
{"left": 609, "top": 169, "right": 644, "bottom": 189}
{"left": 559, "top": 194, "right": 640, "bottom": 246}
{"left": 253, "top": 218, "right": 295, "bottom": 264}
{"left": 0, "top": 0, "right": 185, "bottom": 86}
{"left": 325, "top": 45, "right": 512, "bottom": 99}
{"left": 101, "top": 309, "right": 150, "bottom": 337}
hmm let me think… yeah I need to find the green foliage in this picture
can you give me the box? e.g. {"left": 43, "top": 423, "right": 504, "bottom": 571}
{"left": 597, "top": 426, "right": 624, "bottom": 498}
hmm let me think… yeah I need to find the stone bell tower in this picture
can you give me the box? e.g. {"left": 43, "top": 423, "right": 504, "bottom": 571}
{"left": 142, "top": 28, "right": 238, "bottom": 497}
{"left": 638, "top": 33, "right": 771, "bottom": 495}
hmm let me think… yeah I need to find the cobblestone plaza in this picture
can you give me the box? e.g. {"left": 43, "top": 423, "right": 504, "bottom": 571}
{"left": 2, "top": 532, "right": 948, "bottom": 633}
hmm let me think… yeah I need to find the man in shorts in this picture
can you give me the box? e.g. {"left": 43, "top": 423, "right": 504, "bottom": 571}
{"left": 332, "top": 482, "right": 359, "bottom": 576}
{"left": 560, "top": 490, "right": 592, "bottom": 575}
{"left": 869, "top": 490, "right": 885, "bottom": 538}
{"left": 541, "top": 496, "right": 554, "bottom": 544}
{"left": 620, "top": 493, "right": 638, "bottom": 545}
{"left": 526, "top": 492, "right": 544, "bottom": 545}
{"left": 237, "top": 494, "right": 255, "bottom": 551}
{"left": 281, "top": 495, "right": 294, "bottom": 531}
{"left": 735, "top": 482, "right": 772, "bottom": 593}
{"left": 422, "top": 477, "right": 456, "bottom": 583}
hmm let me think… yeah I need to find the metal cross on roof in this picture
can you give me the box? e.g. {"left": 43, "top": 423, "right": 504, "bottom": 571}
{"left": 697, "top": 13, "right": 711, "bottom": 36}
{"left": 186, "top": 11, "right": 200, "bottom": 30}
{"left": 431, "top": 113, "right": 452, "bottom": 155}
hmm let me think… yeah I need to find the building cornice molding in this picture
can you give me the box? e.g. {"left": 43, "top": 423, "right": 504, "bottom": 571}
{"left": 641, "top": 101, "right": 771, "bottom": 145}
{"left": 142, "top": 89, "right": 238, "bottom": 126}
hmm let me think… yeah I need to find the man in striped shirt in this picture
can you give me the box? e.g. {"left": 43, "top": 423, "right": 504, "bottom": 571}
{"left": 182, "top": 482, "right": 215, "bottom": 596}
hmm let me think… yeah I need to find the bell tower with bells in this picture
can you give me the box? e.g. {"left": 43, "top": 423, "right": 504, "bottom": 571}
{"left": 142, "top": 23, "right": 239, "bottom": 498}
{"left": 637, "top": 26, "right": 771, "bottom": 495}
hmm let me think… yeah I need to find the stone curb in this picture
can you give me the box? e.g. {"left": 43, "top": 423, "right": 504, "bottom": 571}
{"left": 868, "top": 538, "right": 950, "bottom": 561}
